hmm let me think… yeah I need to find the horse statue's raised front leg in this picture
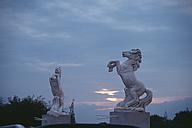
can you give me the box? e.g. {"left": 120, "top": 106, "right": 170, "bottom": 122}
{"left": 107, "top": 61, "right": 121, "bottom": 72}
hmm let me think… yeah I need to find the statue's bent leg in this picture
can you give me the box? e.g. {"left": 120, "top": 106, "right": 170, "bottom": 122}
{"left": 114, "top": 61, "right": 121, "bottom": 75}
{"left": 107, "top": 60, "right": 120, "bottom": 72}
{"left": 126, "top": 88, "right": 139, "bottom": 107}
{"left": 107, "top": 61, "right": 116, "bottom": 72}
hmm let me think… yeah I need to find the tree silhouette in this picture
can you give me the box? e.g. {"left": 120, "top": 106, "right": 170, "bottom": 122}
{"left": 150, "top": 114, "right": 169, "bottom": 128}
{"left": 0, "top": 95, "right": 48, "bottom": 127}
{"left": 171, "top": 110, "right": 192, "bottom": 128}
{"left": 150, "top": 109, "right": 192, "bottom": 128}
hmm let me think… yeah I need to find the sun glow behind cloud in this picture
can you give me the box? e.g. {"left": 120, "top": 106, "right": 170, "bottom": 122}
{"left": 78, "top": 96, "right": 192, "bottom": 109}
{"left": 106, "top": 97, "right": 123, "bottom": 102}
{"left": 94, "top": 89, "right": 192, "bottom": 106}
{"left": 95, "top": 89, "right": 119, "bottom": 96}
{"left": 105, "top": 96, "right": 192, "bottom": 104}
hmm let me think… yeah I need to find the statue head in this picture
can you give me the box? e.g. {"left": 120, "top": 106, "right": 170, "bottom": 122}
{"left": 122, "top": 49, "right": 142, "bottom": 63}
{"left": 55, "top": 67, "right": 61, "bottom": 75}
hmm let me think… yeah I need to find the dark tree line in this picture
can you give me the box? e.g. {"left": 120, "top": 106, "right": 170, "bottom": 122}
{"left": 0, "top": 95, "right": 48, "bottom": 127}
{"left": 150, "top": 109, "right": 192, "bottom": 128}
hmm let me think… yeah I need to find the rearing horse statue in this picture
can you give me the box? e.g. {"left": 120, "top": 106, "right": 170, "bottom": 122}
{"left": 107, "top": 49, "right": 152, "bottom": 111}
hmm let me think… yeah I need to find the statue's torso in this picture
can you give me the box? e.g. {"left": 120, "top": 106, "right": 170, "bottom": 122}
{"left": 49, "top": 76, "right": 64, "bottom": 97}
{"left": 118, "top": 60, "right": 137, "bottom": 87}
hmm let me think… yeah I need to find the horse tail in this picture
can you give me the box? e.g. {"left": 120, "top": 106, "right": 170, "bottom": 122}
{"left": 139, "top": 89, "right": 153, "bottom": 108}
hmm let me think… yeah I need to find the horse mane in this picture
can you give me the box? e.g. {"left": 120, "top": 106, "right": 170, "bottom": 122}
{"left": 131, "top": 49, "right": 142, "bottom": 62}
{"left": 130, "top": 49, "right": 142, "bottom": 71}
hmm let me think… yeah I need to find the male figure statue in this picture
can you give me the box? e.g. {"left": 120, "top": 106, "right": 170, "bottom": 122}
{"left": 47, "top": 67, "right": 64, "bottom": 117}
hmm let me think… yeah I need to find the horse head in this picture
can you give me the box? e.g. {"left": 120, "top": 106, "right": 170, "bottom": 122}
{"left": 122, "top": 49, "right": 142, "bottom": 63}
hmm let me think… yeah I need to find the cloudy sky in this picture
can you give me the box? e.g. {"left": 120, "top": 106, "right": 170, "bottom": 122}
{"left": 1, "top": 0, "right": 192, "bottom": 123}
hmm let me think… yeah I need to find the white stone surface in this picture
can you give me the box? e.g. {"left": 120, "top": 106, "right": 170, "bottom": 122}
{"left": 47, "top": 67, "right": 65, "bottom": 117}
{"left": 110, "top": 111, "right": 150, "bottom": 128}
{"left": 107, "top": 49, "right": 152, "bottom": 111}
{"left": 42, "top": 114, "right": 71, "bottom": 126}
{"left": 42, "top": 68, "right": 76, "bottom": 126}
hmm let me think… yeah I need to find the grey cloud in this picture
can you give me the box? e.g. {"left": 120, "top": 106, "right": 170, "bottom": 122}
{"left": 24, "top": 57, "right": 84, "bottom": 71}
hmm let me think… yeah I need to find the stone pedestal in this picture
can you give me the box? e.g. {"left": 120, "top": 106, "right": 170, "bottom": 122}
{"left": 110, "top": 111, "right": 150, "bottom": 128}
{"left": 42, "top": 114, "right": 71, "bottom": 126}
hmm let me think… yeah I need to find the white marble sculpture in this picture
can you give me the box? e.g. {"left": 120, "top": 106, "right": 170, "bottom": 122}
{"left": 47, "top": 67, "right": 65, "bottom": 117}
{"left": 107, "top": 49, "right": 152, "bottom": 111}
